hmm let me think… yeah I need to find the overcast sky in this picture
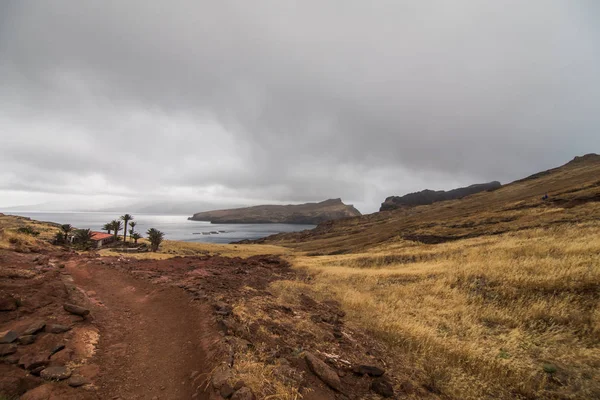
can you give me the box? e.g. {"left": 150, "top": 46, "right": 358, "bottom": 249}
{"left": 1, "top": 1, "right": 599, "bottom": 214}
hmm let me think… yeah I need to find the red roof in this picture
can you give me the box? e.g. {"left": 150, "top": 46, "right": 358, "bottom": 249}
{"left": 90, "top": 232, "right": 113, "bottom": 241}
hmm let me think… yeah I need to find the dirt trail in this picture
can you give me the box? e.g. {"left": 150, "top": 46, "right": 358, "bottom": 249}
{"left": 67, "top": 261, "right": 217, "bottom": 400}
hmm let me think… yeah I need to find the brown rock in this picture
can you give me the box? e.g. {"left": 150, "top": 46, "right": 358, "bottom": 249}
{"left": 23, "top": 321, "right": 46, "bottom": 335}
{"left": 304, "top": 352, "right": 342, "bottom": 392}
{"left": 220, "top": 382, "right": 235, "bottom": 398}
{"left": 0, "top": 291, "right": 18, "bottom": 311}
{"left": 18, "top": 353, "right": 49, "bottom": 370}
{"left": 233, "top": 380, "right": 245, "bottom": 391}
{"left": 0, "top": 329, "right": 19, "bottom": 343}
{"left": 46, "top": 324, "right": 71, "bottom": 334}
{"left": 0, "top": 343, "right": 17, "bottom": 356}
{"left": 212, "top": 366, "right": 231, "bottom": 389}
{"left": 21, "top": 383, "right": 54, "bottom": 400}
{"left": 30, "top": 366, "right": 46, "bottom": 376}
{"left": 18, "top": 335, "right": 37, "bottom": 345}
{"left": 371, "top": 378, "right": 394, "bottom": 398}
{"left": 68, "top": 375, "right": 90, "bottom": 387}
{"left": 213, "top": 301, "right": 233, "bottom": 316}
{"left": 63, "top": 303, "right": 90, "bottom": 317}
{"left": 2, "top": 354, "right": 19, "bottom": 364}
{"left": 40, "top": 365, "right": 72, "bottom": 380}
{"left": 231, "top": 387, "right": 255, "bottom": 400}
{"left": 352, "top": 365, "right": 385, "bottom": 377}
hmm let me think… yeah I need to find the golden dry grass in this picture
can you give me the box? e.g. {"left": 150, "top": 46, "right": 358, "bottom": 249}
{"left": 0, "top": 214, "right": 59, "bottom": 252}
{"left": 228, "top": 348, "right": 304, "bottom": 400}
{"left": 98, "top": 239, "right": 290, "bottom": 259}
{"left": 277, "top": 222, "right": 600, "bottom": 399}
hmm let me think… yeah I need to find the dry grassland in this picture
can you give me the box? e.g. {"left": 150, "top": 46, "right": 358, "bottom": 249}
{"left": 99, "top": 239, "right": 290, "bottom": 259}
{"left": 274, "top": 222, "right": 600, "bottom": 399}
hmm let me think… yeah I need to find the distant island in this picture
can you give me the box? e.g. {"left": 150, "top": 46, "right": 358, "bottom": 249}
{"left": 380, "top": 181, "right": 502, "bottom": 211}
{"left": 188, "top": 198, "right": 361, "bottom": 224}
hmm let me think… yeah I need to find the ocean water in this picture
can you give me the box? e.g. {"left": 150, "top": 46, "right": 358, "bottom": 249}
{"left": 1, "top": 211, "right": 315, "bottom": 244}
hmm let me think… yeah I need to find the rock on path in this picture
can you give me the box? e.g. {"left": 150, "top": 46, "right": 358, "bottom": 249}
{"left": 304, "top": 351, "right": 342, "bottom": 392}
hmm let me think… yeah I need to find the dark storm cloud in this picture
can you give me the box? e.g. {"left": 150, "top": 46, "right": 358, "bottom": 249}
{"left": 1, "top": 1, "right": 599, "bottom": 212}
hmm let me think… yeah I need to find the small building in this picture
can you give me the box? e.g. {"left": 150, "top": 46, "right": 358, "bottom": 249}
{"left": 90, "top": 232, "right": 115, "bottom": 249}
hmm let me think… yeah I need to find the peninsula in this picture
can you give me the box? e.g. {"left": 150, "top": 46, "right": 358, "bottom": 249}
{"left": 188, "top": 198, "right": 361, "bottom": 224}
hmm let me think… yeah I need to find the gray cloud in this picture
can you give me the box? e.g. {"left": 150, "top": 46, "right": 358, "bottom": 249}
{"left": 1, "top": 1, "right": 599, "bottom": 213}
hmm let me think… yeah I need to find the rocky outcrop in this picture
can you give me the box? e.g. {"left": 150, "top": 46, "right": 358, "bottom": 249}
{"left": 189, "top": 198, "right": 361, "bottom": 224}
{"left": 380, "top": 181, "right": 501, "bottom": 211}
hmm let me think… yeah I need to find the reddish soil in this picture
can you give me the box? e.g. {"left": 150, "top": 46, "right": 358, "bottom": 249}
{"left": 0, "top": 249, "right": 222, "bottom": 400}
{"left": 2, "top": 247, "right": 414, "bottom": 399}
{"left": 66, "top": 259, "right": 220, "bottom": 400}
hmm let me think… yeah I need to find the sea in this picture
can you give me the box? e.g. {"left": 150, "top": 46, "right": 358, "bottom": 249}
{"left": 1, "top": 211, "right": 315, "bottom": 244}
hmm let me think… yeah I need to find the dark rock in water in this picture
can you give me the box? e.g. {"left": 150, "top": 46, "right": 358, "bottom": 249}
{"left": 63, "top": 303, "right": 90, "bottom": 317}
{"left": 68, "top": 375, "right": 90, "bottom": 387}
{"left": 23, "top": 321, "right": 46, "bottom": 335}
{"left": 17, "top": 335, "right": 37, "bottom": 345}
{"left": 0, "top": 330, "right": 19, "bottom": 344}
{"left": 0, "top": 292, "right": 18, "bottom": 311}
{"left": 231, "top": 387, "right": 255, "bottom": 400}
{"left": 46, "top": 324, "right": 71, "bottom": 333}
{"left": 0, "top": 343, "right": 17, "bottom": 356}
{"left": 352, "top": 365, "right": 385, "bottom": 377}
{"left": 380, "top": 181, "right": 502, "bottom": 211}
{"left": 370, "top": 378, "right": 394, "bottom": 398}
{"left": 40, "top": 365, "right": 72, "bottom": 380}
{"left": 304, "top": 351, "right": 342, "bottom": 392}
{"left": 220, "top": 382, "right": 235, "bottom": 398}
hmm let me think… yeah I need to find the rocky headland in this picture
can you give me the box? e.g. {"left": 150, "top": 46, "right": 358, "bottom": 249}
{"left": 188, "top": 198, "right": 361, "bottom": 224}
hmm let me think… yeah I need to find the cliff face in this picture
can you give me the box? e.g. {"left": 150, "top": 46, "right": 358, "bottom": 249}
{"left": 188, "top": 198, "right": 361, "bottom": 224}
{"left": 380, "top": 181, "right": 502, "bottom": 211}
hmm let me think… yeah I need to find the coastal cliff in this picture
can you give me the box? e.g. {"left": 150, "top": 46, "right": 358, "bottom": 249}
{"left": 188, "top": 198, "right": 361, "bottom": 224}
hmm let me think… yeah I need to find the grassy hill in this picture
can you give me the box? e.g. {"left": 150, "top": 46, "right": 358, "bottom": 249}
{"left": 257, "top": 154, "right": 600, "bottom": 399}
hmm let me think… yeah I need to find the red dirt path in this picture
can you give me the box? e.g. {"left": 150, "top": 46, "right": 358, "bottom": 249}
{"left": 66, "top": 260, "right": 219, "bottom": 399}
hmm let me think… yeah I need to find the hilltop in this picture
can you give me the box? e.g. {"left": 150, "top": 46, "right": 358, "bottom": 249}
{"left": 380, "top": 181, "right": 501, "bottom": 211}
{"left": 188, "top": 198, "right": 361, "bottom": 224}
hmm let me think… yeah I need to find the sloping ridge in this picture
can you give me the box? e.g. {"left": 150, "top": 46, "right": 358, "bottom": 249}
{"left": 380, "top": 181, "right": 501, "bottom": 211}
{"left": 255, "top": 154, "right": 600, "bottom": 253}
{"left": 188, "top": 198, "right": 361, "bottom": 224}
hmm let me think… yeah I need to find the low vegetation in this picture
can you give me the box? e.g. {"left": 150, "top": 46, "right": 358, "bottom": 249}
{"left": 98, "top": 239, "right": 290, "bottom": 260}
{"left": 272, "top": 222, "right": 600, "bottom": 399}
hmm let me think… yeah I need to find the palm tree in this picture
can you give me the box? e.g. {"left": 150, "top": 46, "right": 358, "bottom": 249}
{"left": 74, "top": 229, "right": 94, "bottom": 246}
{"left": 146, "top": 228, "right": 164, "bottom": 252}
{"left": 102, "top": 223, "right": 112, "bottom": 234}
{"left": 131, "top": 232, "right": 142, "bottom": 244}
{"left": 129, "top": 221, "right": 137, "bottom": 241}
{"left": 111, "top": 220, "right": 122, "bottom": 241}
{"left": 120, "top": 214, "right": 134, "bottom": 243}
{"left": 60, "top": 224, "right": 73, "bottom": 242}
